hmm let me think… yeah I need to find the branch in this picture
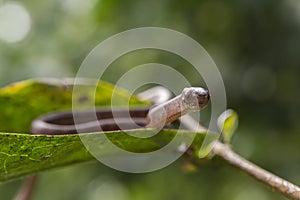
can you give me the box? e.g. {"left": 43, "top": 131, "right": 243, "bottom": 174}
{"left": 180, "top": 115, "right": 300, "bottom": 199}
{"left": 14, "top": 175, "right": 37, "bottom": 200}
{"left": 211, "top": 141, "right": 300, "bottom": 200}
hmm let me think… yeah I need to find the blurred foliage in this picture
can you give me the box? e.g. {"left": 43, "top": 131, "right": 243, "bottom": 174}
{"left": 0, "top": 0, "right": 300, "bottom": 199}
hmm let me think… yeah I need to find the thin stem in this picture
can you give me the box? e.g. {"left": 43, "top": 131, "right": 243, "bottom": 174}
{"left": 14, "top": 175, "right": 37, "bottom": 200}
{"left": 179, "top": 116, "right": 300, "bottom": 200}
{"left": 211, "top": 141, "right": 300, "bottom": 200}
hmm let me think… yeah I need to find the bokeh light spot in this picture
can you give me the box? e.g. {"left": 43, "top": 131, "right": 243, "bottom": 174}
{"left": 0, "top": 2, "right": 31, "bottom": 43}
{"left": 62, "top": 0, "right": 97, "bottom": 16}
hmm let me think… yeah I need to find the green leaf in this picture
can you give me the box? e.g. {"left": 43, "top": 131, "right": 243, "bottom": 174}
{"left": 0, "top": 78, "right": 207, "bottom": 182}
{"left": 0, "top": 78, "right": 147, "bottom": 133}
{"left": 0, "top": 130, "right": 206, "bottom": 182}
{"left": 217, "top": 109, "right": 239, "bottom": 144}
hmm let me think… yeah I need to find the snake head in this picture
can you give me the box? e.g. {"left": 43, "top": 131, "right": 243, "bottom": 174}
{"left": 181, "top": 87, "right": 210, "bottom": 110}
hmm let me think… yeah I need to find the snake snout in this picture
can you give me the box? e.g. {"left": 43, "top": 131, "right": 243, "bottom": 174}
{"left": 182, "top": 87, "right": 210, "bottom": 110}
{"left": 196, "top": 89, "right": 210, "bottom": 108}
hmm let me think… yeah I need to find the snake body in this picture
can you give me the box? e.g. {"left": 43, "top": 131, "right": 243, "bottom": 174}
{"left": 30, "top": 87, "right": 209, "bottom": 134}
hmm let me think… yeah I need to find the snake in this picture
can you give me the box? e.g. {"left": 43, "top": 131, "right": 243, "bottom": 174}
{"left": 16, "top": 86, "right": 209, "bottom": 200}
{"left": 30, "top": 87, "right": 210, "bottom": 134}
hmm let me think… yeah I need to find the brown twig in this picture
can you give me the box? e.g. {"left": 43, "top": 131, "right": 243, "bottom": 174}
{"left": 144, "top": 86, "right": 300, "bottom": 199}
{"left": 14, "top": 175, "right": 38, "bottom": 200}
{"left": 179, "top": 114, "right": 300, "bottom": 200}
{"left": 211, "top": 140, "right": 300, "bottom": 200}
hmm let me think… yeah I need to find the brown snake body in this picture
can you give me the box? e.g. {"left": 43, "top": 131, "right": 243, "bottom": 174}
{"left": 17, "top": 86, "right": 209, "bottom": 200}
{"left": 30, "top": 87, "right": 209, "bottom": 134}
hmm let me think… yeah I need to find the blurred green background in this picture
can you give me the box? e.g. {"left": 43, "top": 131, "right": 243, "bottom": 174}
{"left": 1, "top": 0, "right": 300, "bottom": 199}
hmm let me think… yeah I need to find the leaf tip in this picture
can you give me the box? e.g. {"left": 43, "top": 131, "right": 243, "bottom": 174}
{"left": 217, "top": 109, "right": 239, "bottom": 144}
